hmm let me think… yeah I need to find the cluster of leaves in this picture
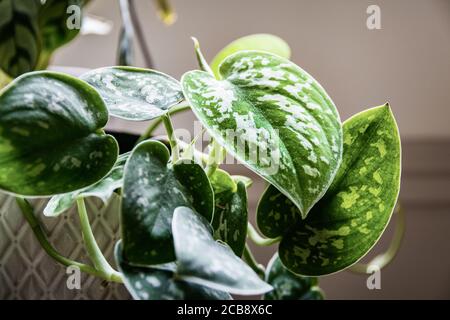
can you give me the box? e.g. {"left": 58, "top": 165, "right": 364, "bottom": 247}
{"left": 0, "top": 34, "right": 401, "bottom": 300}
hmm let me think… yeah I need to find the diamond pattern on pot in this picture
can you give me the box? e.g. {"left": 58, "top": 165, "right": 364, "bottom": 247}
{"left": 0, "top": 193, "right": 130, "bottom": 300}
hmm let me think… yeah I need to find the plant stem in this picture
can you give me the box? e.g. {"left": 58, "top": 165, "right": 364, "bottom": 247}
{"left": 243, "top": 244, "right": 265, "bottom": 279}
{"left": 178, "top": 140, "right": 208, "bottom": 165}
{"left": 129, "top": 0, "right": 154, "bottom": 68}
{"left": 136, "top": 102, "right": 190, "bottom": 144}
{"left": 191, "top": 37, "right": 213, "bottom": 75}
{"left": 205, "top": 139, "right": 222, "bottom": 177}
{"left": 16, "top": 197, "right": 122, "bottom": 283}
{"left": 347, "top": 204, "right": 405, "bottom": 274}
{"left": 162, "top": 113, "right": 179, "bottom": 162}
{"left": 247, "top": 222, "right": 282, "bottom": 246}
{"left": 76, "top": 198, "right": 123, "bottom": 282}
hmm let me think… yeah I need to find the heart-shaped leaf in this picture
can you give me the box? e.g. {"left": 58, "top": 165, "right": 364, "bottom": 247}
{"left": 172, "top": 206, "right": 272, "bottom": 295}
{"left": 212, "top": 181, "right": 248, "bottom": 257}
{"left": 115, "top": 242, "right": 232, "bottom": 300}
{"left": 0, "top": 71, "right": 118, "bottom": 196}
{"left": 210, "top": 34, "right": 291, "bottom": 79}
{"left": 43, "top": 152, "right": 129, "bottom": 217}
{"left": 264, "top": 253, "right": 323, "bottom": 300}
{"left": 210, "top": 168, "right": 236, "bottom": 194}
{"left": 0, "top": 0, "right": 41, "bottom": 78}
{"left": 182, "top": 51, "right": 342, "bottom": 218}
{"left": 121, "top": 140, "right": 214, "bottom": 265}
{"left": 257, "top": 104, "right": 401, "bottom": 275}
{"left": 81, "top": 67, "right": 184, "bottom": 121}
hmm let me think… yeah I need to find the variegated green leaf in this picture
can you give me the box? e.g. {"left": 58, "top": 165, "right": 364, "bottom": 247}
{"left": 212, "top": 181, "right": 248, "bottom": 257}
{"left": 115, "top": 242, "right": 232, "bottom": 300}
{"left": 182, "top": 51, "right": 342, "bottom": 218}
{"left": 172, "top": 206, "right": 272, "bottom": 295}
{"left": 264, "top": 253, "right": 324, "bottom": 300}
{"left": 0, "top": 71, "right": 118, "bottom": 196}
{"left": 43, "top": 152, "right": 129, "bottom": 217}
{"left": 257, "top": 104, "right": 401, "bottom": 275}
{"left": 210, "top": 168, "right": 236, "bottom": 194}
{"left": 210, "top": 34, "right": 291, "bottom": 78}
{"left": 38, "top": 0, "right": 85, "bottom": 67}
{"left": 81, "top": 67, "right": 183, "bottom": 121}
{"left": 121, "top": 141, "right": 214, "bottom": 265}
{"left": 0, "top": 0, "right": 41, "bottom": 78}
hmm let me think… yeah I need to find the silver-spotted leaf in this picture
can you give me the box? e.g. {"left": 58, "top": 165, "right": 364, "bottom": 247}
{"left": 210, "top": 34, "right": 291, "bottom": 79}
{"left": 264, "top": 253, "right": 323, "bottom": 300}
{"left": 115, "top": 242, "right": 231, "bottom": 300}
{"left": 172, "top": 206, "right": 272, "bottom": 295}
{"left": 81, "top": 67, "right": 183, "bottom": 121}
{"left": 0, "top": 71, "right": 118, "bottom": 196}
{"left": 182, "top": 51, "right": 342, "bottom": 218}
{"left": 212, "top": 181, "right": 248, "bottom": 257}
{"left": 257, "top": 104, "right": 401, "bottom": 275}
{"left": 121, "top": 141, "right": 214, "bottom": 265}
{"left": 0, "top": 0, "right": 41, "bottom": 78}
{"left": 43, "top": 152, "right": 129, "bottom": 217}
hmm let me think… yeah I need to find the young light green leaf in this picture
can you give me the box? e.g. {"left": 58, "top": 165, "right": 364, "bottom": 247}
{"left": 182, "top": 51, "right": 342, "bottom": 218}
{"left": 121, "top": 141, "right": 214, "bottom": 265}
{"left": 81, "top": 67, "right": 184, "bottom": 121}
{"left": 210, "top": 34, "right": 291, "bottom": 78}
{"left": 210, "top": 168, "right": 237, "bottom": 194}
{"left": 0, "top": 71, "right": 118, "bottom": 196}
{"left": 43, "top": 153, "right": 129, "bottom": 217}
{"left": 115, "top": 242, "right": 231, "bottom": 300}
{"left": 172, "top": 206, "right": 272, "bottom": 295}
{"left": 257, "top": 104, "right": 401, "bottom": 275}
{"left": 212, "top": 181, "right": 248, "bottom": 257}
{"left": 0, "top": 0, "right": 41, "bottom": 78}
{"left": 264, "top": 253, "right": 323, "bottom": 300}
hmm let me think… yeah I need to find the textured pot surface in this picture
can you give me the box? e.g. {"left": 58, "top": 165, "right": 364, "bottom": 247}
{"left": 0, "top": 193, "right": 130, "bottom": 299}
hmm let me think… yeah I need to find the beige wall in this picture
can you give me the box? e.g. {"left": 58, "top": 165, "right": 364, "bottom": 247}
{"left": 53, "top": 0, "right": 450, "bottom": 138}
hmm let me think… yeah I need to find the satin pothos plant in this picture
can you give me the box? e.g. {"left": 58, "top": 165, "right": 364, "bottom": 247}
{"left": 0, "top": 34, "right": 402, "bottom": 300}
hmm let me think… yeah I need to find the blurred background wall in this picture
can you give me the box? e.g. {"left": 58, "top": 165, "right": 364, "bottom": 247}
{"left": 53, "top": 0, "right": 450, "bottom": 299}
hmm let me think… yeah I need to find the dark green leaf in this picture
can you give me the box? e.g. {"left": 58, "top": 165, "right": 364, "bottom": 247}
{"left": 38, "top": 0, "right": 84, "bottom": 59}
{"left": 212, "top": 181, "right": 248, "bottom": 257}
{"left": 0, "top": 0, "right": 41, "bottom": 78}
{"left": 210, "top": 34, "right": 291, "bottom": 79}
{"left": 81, "top": 67, "right": 184, "bottom": 121}
{"left": 172, "top": 206, "right": 272, "bottom": 295}
{"left": 0, "top": 71, "right": 118, "bottom": 196}
{"left": 115, "top": 242, "right": 232, "bottom": 300}
{"left": 43, "top": 152, "right": 129, "bottom": 217}
{"left": 264, "top": 254, "right": 323, "bottom": 300}
{"left": 257, "top": 104, "right": 401, "bottom": 275}
{"left": 121, "top": 140, "right": 214, "bottom": 265}
{"left": 182, "top": 51, "right": 342, "bottom": 218}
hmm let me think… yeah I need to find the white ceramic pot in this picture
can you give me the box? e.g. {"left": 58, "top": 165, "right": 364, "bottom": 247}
{"left": 0, "top": 193, "right": 130, "bottom": 299}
